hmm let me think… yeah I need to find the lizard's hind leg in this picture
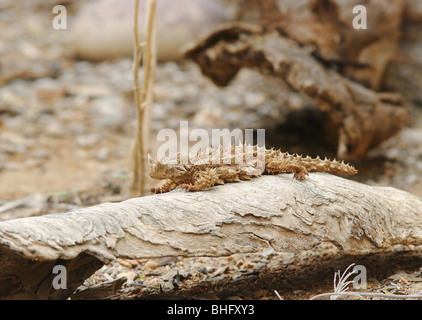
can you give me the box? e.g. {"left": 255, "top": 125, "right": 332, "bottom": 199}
{"left": 180, "top": 168, "right": 221, "bottom": 191}
{"left": 265, "top": 159, "right": 309, "bottom": 180}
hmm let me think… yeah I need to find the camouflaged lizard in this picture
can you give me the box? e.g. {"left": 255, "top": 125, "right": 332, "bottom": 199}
{"left": 149, "top": 145, "right": 357, "bottom": 193}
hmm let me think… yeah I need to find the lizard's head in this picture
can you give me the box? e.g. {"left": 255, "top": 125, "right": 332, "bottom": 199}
{"left": 148, "top": 154, "right": 189, "bottom": 180}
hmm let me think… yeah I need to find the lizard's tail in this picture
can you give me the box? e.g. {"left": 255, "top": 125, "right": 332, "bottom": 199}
{"left": 264, "top": 149, "right": 357, "bottom": 176}
{"left": 299, "top": 155, "right": 357, "bottom": 175}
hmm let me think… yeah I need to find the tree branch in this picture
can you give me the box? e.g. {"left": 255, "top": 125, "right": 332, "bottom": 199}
{"left": 184, "top": 23, "right": 407, "bottom": 159}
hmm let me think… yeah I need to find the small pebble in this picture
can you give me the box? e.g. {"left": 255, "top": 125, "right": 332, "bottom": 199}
{"left": 142, "top": 260, "right": 159, "bottom": 272}
{"left": 117, "top": 270, "right": 138, "bottom": 282}
{"left": 117, "top": 258, "right": 133, "bottom": 268}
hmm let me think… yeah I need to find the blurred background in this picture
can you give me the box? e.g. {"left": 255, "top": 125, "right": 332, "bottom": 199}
{"left": 0, "top": 0, "right": 421, "bottom": 212}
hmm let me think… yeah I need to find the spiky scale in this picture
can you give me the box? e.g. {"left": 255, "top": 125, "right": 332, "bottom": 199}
{"left": 149, "top": 144, "right": 357, "bottom": 193}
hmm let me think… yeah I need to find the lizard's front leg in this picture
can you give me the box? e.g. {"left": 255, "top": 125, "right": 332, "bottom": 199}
{"left": 151, "top": 179, "right": 178, "bottom": 194}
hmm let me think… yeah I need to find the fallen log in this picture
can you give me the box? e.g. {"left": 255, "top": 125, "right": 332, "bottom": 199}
{"left": 1, "top": 173, "right": 422, "bottom": 299}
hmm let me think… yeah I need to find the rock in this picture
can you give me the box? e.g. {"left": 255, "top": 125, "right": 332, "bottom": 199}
{"left": 142, "top": 259, "right": 159, "bottom": 271}
{"left": 117, "top": 270, "right": 138, "bottom": 282}
{"left": 71, "top": 0, "right": 229, "bottom": 62}
{"left": 117, "top": 258, "right": 134, "bottom": 268}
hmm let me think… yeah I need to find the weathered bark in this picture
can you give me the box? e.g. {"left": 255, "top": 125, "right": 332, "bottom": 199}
{"left": 184, "top": 24, "right": 407, "bottom": 159}
{"left": 1, "top": 173, "right": 422, "bottom": 299}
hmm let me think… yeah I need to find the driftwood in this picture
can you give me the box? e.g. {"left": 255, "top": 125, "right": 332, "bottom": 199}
{"left": 1, "top": 173, "right": 422, "bottom": 299}
{"left": 184, "top": 23, "right": 407, "bottom": 159}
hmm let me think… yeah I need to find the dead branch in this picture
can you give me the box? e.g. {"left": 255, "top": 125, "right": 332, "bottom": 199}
{"left": 184, "top": 23, "right": 407, "bottom": 159}
{"left": 1, "top": 173, "right": 422, "bottom": 299}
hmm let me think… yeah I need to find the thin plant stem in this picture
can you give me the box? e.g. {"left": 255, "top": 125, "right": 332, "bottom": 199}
{"left": 310, "top": 263, "right": 422, "bottom": 300}
{"left": 131, "top": 0, "right": 156, "bottom": 197}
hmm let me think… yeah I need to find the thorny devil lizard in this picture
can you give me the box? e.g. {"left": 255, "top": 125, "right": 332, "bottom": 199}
{"left": 149, "top": 145, "right": 357, "bottom": 194}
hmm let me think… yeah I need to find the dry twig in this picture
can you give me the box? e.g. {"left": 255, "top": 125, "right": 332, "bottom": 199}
{"left": 131, "top": 0, "right": 157, "bottom": 197}
{"left": 310, "top": 263, "right": 422, "bottom": 300}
